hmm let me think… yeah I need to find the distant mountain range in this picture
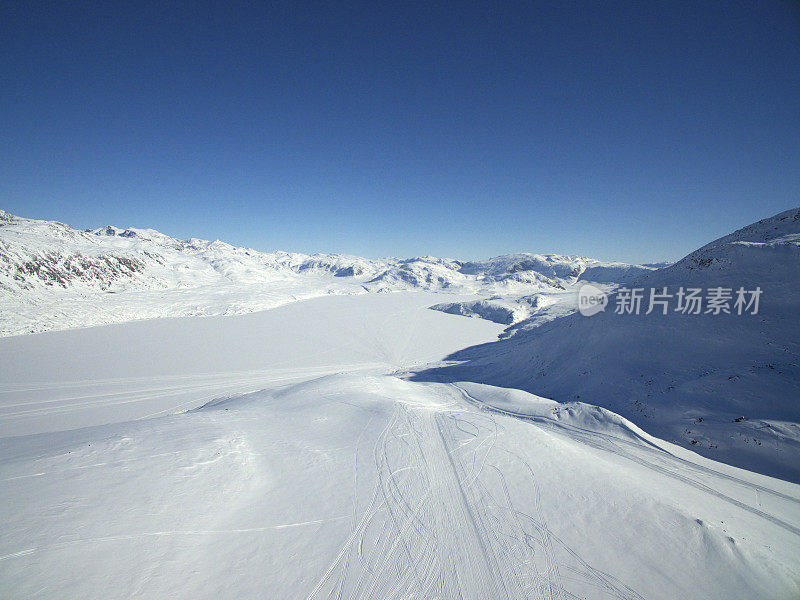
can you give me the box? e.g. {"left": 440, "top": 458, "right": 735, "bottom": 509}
{"left": 0, "top": 209, "right": 657, "bottom": 336}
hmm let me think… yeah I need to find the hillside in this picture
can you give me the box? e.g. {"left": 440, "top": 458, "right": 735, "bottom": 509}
{"left": 414, "top": 207, "right": 800, "bottom": 482}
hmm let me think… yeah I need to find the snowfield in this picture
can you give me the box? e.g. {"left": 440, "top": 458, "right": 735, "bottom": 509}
{"left": 1, "top": 291, "right": 799, "bottom": 599}
{"left": 1, "top": 208, "right": 799, "bottom": 599}
{"left": 0, "top": 292, "right": 503, "bottom": 438}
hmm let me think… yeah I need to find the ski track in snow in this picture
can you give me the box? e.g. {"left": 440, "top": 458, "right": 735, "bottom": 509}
{"left": 453, "top": 385, "right": 800, "bottom": 538}
{"left": 305, "top": 389, "right": 647, "bottom": 600}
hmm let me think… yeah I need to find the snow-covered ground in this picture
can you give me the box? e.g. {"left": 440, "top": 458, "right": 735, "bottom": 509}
{"left": 0, "top": 292, "right": 503, "bottom": 438}
{"left": 1, "top": 291, "right": 798, "bottom": 599}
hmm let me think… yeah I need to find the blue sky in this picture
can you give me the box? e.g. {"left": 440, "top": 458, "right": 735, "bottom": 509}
{"left": 2, "top": 1, "right": 799, "bottom": 263}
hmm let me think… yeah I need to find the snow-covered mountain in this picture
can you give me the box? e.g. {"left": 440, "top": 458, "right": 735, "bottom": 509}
{"left": 0, "top": 209, "right": 655, "bottom": 336}
{"left": 414, "top": 207, "right": 800, "bottom": 481}
{"left": 2, "top": 210, "right": 798, "bottom": 599}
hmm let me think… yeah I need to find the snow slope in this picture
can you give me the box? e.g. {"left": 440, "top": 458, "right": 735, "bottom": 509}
{"left": 414, "top": 207, "right": 800, "bottom": 482}
{"left": 0, "top": 209, "right": 655, "bottom": 336}
{"left": 0, "top": 292, "right": 503, "bottom": 438}
{"left": 1, "top": 291, "right": 798, "bottom": 599}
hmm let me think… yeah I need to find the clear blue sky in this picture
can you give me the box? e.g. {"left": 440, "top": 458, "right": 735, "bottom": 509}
{"left": 2, "top": 1, "right": 799, "bottom": 263}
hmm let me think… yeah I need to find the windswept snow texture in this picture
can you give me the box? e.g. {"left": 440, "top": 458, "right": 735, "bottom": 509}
{"left": 0, "top": 209, "right": 655, "bottom": 336}
{"left": 415, "top": 207, "right": 800, "bottom": 482}
{"left": 1, "top": 292, "right": 799, "bottom": 600}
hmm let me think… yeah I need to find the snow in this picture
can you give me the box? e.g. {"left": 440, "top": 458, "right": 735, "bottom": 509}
{"left": 0, "top": 292, "right": 503, "bottom": 438}
{"left": 0, "top": 293, "right": 797, "bottom": 599}
{"left": 1, "top": 208, "right": 799, "bottom": 598}
{"left": 0, "top": 209, "right": 656, "bottom": 336}
{"left": 414, "top": 207, "right": 800, "bottom": 482}
{"left": 430, "top": 287, "right": 610, "bottom": 332}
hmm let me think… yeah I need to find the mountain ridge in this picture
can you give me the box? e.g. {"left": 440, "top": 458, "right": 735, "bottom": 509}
{"left": 412, "top": 206, "right": 800, "bottom": 481}
{"left": 0, "top": 209, "right": 657, "bottom": 336}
